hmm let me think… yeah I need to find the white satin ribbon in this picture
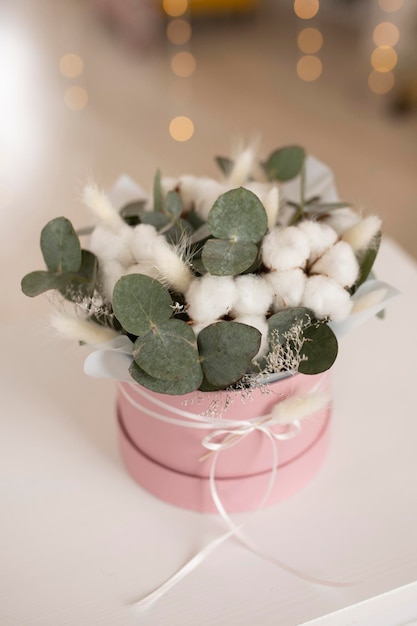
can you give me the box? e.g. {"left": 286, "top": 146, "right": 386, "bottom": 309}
{"left": 116, "top": 382, "right": 353, "bottom": 608}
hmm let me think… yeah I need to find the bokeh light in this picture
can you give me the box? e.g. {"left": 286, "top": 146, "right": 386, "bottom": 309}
{"left": 59, "top": 54, "right": 84, "bottom": 78}
{"left": 373, "top": 22, "right": 399, "bottom": 47}
{"left": 297, "top": 55, "right": 322, "bottom": 81}
{"left": 169, "top": 116, "right": 194, "bottom": 141}
{"left": 294, "top": 0, "right": 319, "bottom": 20}
{"left": 378, "top": 0, "right": 403, "bottom": 12}
{"left": 64, "top": 86, "right": 88, "bottom": 110}
{"left": 167, "top": 19, "right": 192, "bottom": 45}
{"left": 171, "top": 51, "right": 196, "bottom": 77}
{"left": 368, "top": 70, "right": 395, "bottom": 94}
{"left": 371, "top": 45, "right": 398, "bottom": 72}
{"left": 297, "top": 28, "right": 323, "bottom": 54}
{"left": 163, "top": 0, "right": 188, "bottom": 17}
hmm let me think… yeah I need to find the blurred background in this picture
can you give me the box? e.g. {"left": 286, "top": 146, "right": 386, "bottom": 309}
{"left": 1, "top": 0, "right": 416, "bottom": 324}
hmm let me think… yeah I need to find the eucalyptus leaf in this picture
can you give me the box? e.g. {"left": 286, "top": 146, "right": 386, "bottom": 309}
{"left": 263, "top": 146, "right": 305, "bottom": 182}
{"left": 215, "top": 156, "right": 234, "bottom": 176}
{"left": 268, "top": 307, "right": 313, "bottom": 341}
{"left": 198, "top": 321, "right": 261, "bottom": 388}
{"left": 112, "top": 274, "right": 172, "bottom": 336}
{"left": 129, "top": 361, "right": 202, "bottom": 395}
{"left": 21, "top": 270, "right": 70, "bottom": 298}
{"left": 153, "top": 169, "right": 164, "bottom": 213}
{"left": 165, "top": 190, "right": 183, "bottom": 218}
{"left": 60, "top": 249, "right": 98, "bottom": 300}
{"left": 304, "top": 202, "right": 350, "bottom": 216}
{"left": 40, "top": 217, "right": 82, "bottom": 273}
{"left": 201, "top": 239, "right": 258, "bottom": 276}
{"left": 298, "top": 323, "right": 338, "bottom": 374}
{"left": 208, "top": 187, "right": 267, "bottom": 243}
{"left": 120, "top": 200, "right": 146, "bottom": 226}
{"left": 133, "top": 319, "right": 200, "bottom": 381}
{"left": 140, "top": 211, "right": 171, "bottom": 230}
{"left": 354, "top": 232, "right": 381, "bottom": 291}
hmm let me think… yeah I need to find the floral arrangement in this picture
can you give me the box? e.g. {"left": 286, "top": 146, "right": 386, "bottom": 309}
{"left": 21, "top": 145, "right": 387, "bottom": 395}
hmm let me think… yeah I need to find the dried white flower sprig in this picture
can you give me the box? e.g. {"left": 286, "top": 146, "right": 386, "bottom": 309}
{"left": 22, "top": 144, "right": 385, "bottom": 395}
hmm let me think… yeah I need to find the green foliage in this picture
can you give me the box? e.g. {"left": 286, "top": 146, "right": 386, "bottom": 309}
{"left": 299, "top": 322, "right": 338, "bottom": 374}
{"left": 215, "top": 156, "right": 234, "bottom": 176}
{"left": 129, "top": 360, "right": 203, "bottom": 395}
{"left": 201, "top": 239, "right": 259, "bottom": 276}
{"left": 153, "top": 169, "right": 164, "bottom": 213}
{"left": 263, "top": 146, "right": 305, "bottom": 182}
{"left": 21, "top": 271, "right": 70, "bottom": 298}
{"left": 353, "top": 232, "right": 382, "bottom": 291}
{"left": 267, "top": 307, "right": 312, "bottom": 340}
{"left": 40, "top": 217, "right": 82, "bottom": 273}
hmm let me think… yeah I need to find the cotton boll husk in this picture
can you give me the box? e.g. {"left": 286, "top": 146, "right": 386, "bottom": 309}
{"left": 261, "top": 226, "right": 310, "bottom": 271}
{"left": 351, "top": 287, "right": 387, "bottom": 314}
{"left": 232, "top": 275, "right": 274, "bottom": 316}
{"left": 228, "top": 146, "right": 256, "bottom": 186}
{"left": 50, "top": 312, "right": 119, "bottom": 345}
{"left": 297, "top": 220, "right": 338, "bottom": 261}
{"left": 99, "top": 259, "right": 126, "bottom": 300}
{"left": 151, "top": 237, "right": 193, "bottom": 293}
{"left": 322, "top": 207, "right": 360, "bottom": 235}
{"left": 264, "top": 268, "right": 307, "bottom": 310}
{"left": 90, "top": 223, "right": 134, "bottom": 266}
{"left": 310, "top": 241, "right": 359, "bottom": 288}
{"left": 302, "top": 275, "right": 353, "bottom": 322}
{"left": 270, "top": 391, "right": 331, "bottom": 425}
{"left": 83, "top": 184, "right": 125, "bottom": 233}
{"left": 186, "top": 275, "right": 238, "bottom": 323}
{"left": 341, "top": 215, "right": 382, "bottom": 252}
{"left": 130, "top": 223, "right": 160, "bottom": 262}
{"left": 233, "top": 314, "right": 269, "bottom": 359}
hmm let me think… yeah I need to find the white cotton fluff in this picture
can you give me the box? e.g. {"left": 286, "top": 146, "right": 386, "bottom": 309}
{"left": 126, "top": 261, "right": 160, "bottom": 280}
{"left": 50, "top": 312, "right": 119, "bottom": 345}
{"left": 297, "top": 220, "right": 338, "bottom": 261}
{"left": 98, "top": 259, "right": 126, "bottom": 300}
{"left": 228, "top": 146, "right": 256, "bottom": 186}
{"left": 232, "top": 274, "right": 274, "bottom": 316}
{"left": 186, "top": 275, "right": 238, "bottom": 323}
{"left": 233, "top": 314, "right": 269, "bottom": 359}
{"left": 270, "top": 391, "right": 331, "bottom": 425}
{"left": 263, "top": 186, "right": 280, "bottom": 231}
{"left": 83, "top": 184, "right": 125, "bottom": 233}
{"left": 351, "top": 287, "right": 387, "bottom": 314}
{"left": 130, "top": 223, "right": 160, "bottom": 262}
{"left": 261, "top": 226, "right": 310, "bottom": 271}
{"left": 310, "top": 241, "right": 359, "bottom": 288}
{"left": 341, "top": 215, "right": 382, "bottom": 252}
{"left": 264, "top": 268, "right": 307, "bottom": 310}
{"left": 176, "top": 175, "right": 200, "bottom": 212}
{"left": 322, "top": 207, "right": 360, "bottom": 235}
{"left": 89, "top": 224, "right": 134, "bottom": 266}
{"left": 178, "top": 176, "right": 226, "bottom": 219}
{"left": 301, "top": 275, "right": 353, "bottom": 322}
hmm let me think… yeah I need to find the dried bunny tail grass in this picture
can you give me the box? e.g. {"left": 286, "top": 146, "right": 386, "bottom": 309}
{"left": 152, "top": 236, "right": 194, "bottom": 294}
{"left": 270, "top": 390, "right": 331, "bottom": 425}
{"left": 50, "top": 312, "right": 119, "bottom": 345}
{"left": 82, "top": 183, "right": 125, "bottom": 232}
{"left": 264, "top": 186, "right": 280, "bottom": 231}
{"left": 341, "top": 215, "right": 381, "bottom": 252}
{"left": 228, "top": 138, "right": 260, "bottom": 185}
{"left": 351, "top": 287, "right": 388, "bottom": 314}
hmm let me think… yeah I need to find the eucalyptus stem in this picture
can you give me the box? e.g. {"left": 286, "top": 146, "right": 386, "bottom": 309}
{"left": 289, "top": 160, "right": 306, "bottom": 226}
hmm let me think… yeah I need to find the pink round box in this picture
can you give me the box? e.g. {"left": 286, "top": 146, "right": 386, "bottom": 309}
{"left": 116, "top": 371, "right": 331, "bottom": 513}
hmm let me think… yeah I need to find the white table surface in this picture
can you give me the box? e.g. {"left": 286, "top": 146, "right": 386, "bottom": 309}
{"left": 2, "top": 237, "right": 417, "bottom": 626}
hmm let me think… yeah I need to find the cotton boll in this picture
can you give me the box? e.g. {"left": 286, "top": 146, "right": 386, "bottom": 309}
{"left": 322, "top": 207, "right": 360, "bottom": 235}
{"left": 261, "top": 226, "right": 310, "bottom": 271}
{"left": 302, "top": 275, "right": 352, "bottom": 322}
{"left": 341, "top": 215, "right": 381, "bottom": 252}
{"left": 99, "top": 259, "right": 126, "bottom": 300}
{"left": 228, "top": 146, "right": 256, "bottom": 186}
{"left": 194, "top": 178, "right": 227, "bottom": 220}
{"left": 232, "top": 275, "right": 274, "bottom": 316}
{"left": 51, "top": 312, "right": 119, "bottom": 345}
{"left": 186, "top": 275, "right": 238, "bottom": 323}
{"left": 265, "top": 269, "right": 307, "bottom": 310}
{"left": 83, "top": 184, "right": 125, "bottom": 232}
{"left": 297, "top": 220, "right": 338, "bottom": 261}
{"left": 177, "top": 175, "right": 200, "bottom": 212}
{"left": 310, "top": 241, "right": 359, "bottom": 288}
{"left": 130, "top": 223, "right": 160, "bottom": 262}
{"left": 89, "top": 224, "right": 134, "bottom": 266}
{"left": 233, "top": 314, "right": 269, "bottom": 359}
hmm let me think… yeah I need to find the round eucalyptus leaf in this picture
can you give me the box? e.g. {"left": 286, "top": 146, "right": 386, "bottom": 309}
{"left": 208, "top": 188, "right": 267, "bottom": 243}
{"left": 165, "top": 190, "right": 183, "bottom": 218}
{"left": 60, "top": 249, "right": 98, "bottom": 300}
{"left": 201, "top": 239, "right": 258, "bottom": 276}
{"left": 133, "top": 319, "right": 200, "bottom": 380}
{"left": 298, "top": 322, "right": 338, "bottom": 374}
{"left": 21, "top": 270, "right": 69, "bottom": 298}
{"left": 40, "top": 217, "right": 82, "bottom": 273}
{"left": 112, "top": 274, "right": 172, "bottom": 336}
{"left": 129, "top": 360, "right": 203, "bottom": 395}
{"left": 263, "top": 146, "right": 305, "bottom": 182}
{"left": 198, "top": 321, "right": 261, "bottom": 388}
{"left": 268, "top": 307, "right": 313, "bottom": 343}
